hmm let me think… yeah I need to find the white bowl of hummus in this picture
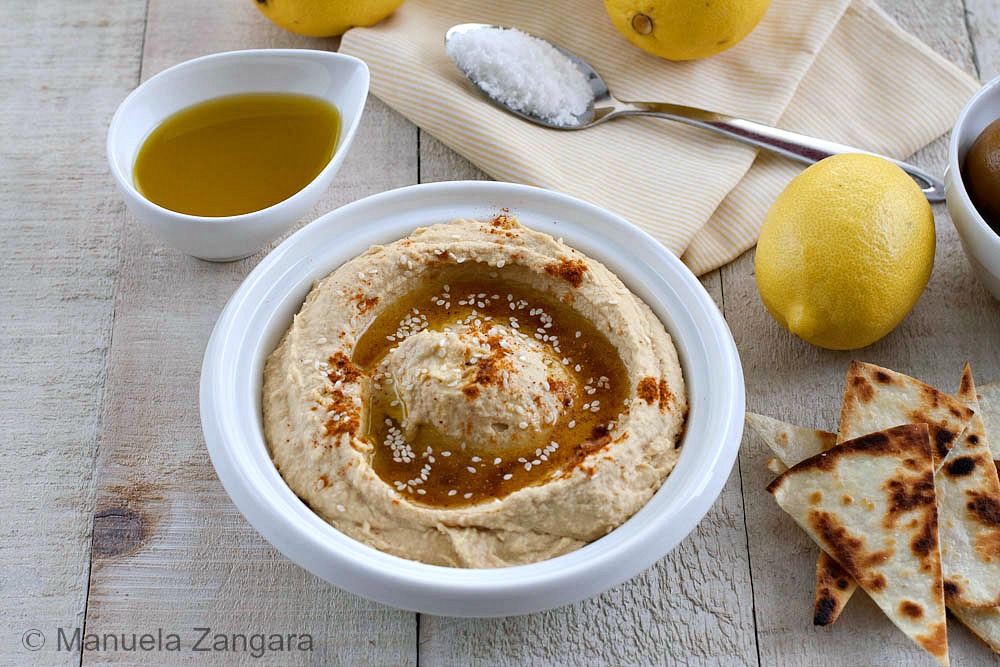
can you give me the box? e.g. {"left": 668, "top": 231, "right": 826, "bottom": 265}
{"left": 201, "top": 181, "right": 744, "bottom": 616}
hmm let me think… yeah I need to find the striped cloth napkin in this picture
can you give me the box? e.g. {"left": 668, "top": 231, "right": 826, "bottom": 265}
{"left": 341, "top": 0, "right": 979, "bottom": 275}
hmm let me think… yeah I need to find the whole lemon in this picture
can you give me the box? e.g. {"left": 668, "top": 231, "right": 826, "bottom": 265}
{"left": 603, "top": 0, "right": 772, "bottom": 61}
{"left": 755, "top": 154, "right": 935, "bottom": 350}
{"left": 254, "top": 0, "right": 406, "bottom": 37}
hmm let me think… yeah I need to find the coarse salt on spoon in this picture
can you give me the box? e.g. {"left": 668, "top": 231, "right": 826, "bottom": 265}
{"left": 445, "top": 23, "right": 946, "bottom": 202}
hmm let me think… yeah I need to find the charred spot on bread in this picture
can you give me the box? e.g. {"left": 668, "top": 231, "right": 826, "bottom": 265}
{"left": 945, "top": 456, "right": 976, "bottom": 477}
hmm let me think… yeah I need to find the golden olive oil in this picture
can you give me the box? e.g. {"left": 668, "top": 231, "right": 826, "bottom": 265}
{"left": 133, "top": 93, "right": 340, "bottom": 217}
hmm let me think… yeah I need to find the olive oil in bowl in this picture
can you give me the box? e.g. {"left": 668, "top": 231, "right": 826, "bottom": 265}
{"left": 133, "top": 93, "right": 340, "bottom": 217}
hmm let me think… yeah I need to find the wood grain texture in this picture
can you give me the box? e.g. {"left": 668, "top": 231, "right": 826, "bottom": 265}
{"left": 965, "top": 0, "right": 1000, "bottom": 80}
{"left": 5, "top": 1, "right": 998, "bottom": 666}
{"left": 734, "top": 1, "right": 1000, "bottom": 664}
{"left": 419, "top": 465, "right": 757, "bottom": 667}
{"left": 79, "top": 1, "right": 417, "bottom": 665}
{"left": 0, "top": 2, "right": 146, "bottom": 665}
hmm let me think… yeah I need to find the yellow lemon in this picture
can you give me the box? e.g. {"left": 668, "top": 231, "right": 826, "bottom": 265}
{"left": 603, "top": 0, "right": 772, "bottom": 61}
{"left": 755, "top": 154, "right": 935, "bottom": 350}
{"left": 254, "top": 0, "right": 406, "bottom": 37}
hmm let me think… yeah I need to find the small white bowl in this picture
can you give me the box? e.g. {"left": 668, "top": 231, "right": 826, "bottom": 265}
{"left": 946, "top": 74, "right": 1000, "bottom": 299}
{"left": 200, "top": 181, "right": 745, "bottom": 616}
{"left": 107, "top": 49, "right": 369, "bottom": 262}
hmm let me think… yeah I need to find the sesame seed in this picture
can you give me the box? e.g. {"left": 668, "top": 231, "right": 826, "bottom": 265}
{"left": 464, "top": 492, "right": 473, "bottom": 498}
{"left": 467, "top": 466, "right": 477, "bottom": 474}
{"left": 336, "top": 505, "right": 346, "bottom": 512}
{"left": 503, "top": 473, "right": 513, "bottom": 480}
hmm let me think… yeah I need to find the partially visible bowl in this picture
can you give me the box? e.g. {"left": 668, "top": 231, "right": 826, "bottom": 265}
{"left": 946, "top": 74, "right": 1000, "bottom": 299}
{"left": 107, "top": 49, "right": 369, "bottom": 262}
{"left": 200, "top": 181, "right": 745, "bottom": 616}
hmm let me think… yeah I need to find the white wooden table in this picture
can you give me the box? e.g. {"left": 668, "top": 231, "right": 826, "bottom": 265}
{"left": 3, "top": 1, "right": 999, "bottom": 664}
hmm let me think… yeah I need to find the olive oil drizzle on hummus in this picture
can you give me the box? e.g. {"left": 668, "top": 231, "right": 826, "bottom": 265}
{"left": 353, "top": 265, "right": 629, "bottom": 508}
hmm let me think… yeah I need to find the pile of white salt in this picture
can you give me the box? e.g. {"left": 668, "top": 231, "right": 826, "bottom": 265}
{"left": 446, "top": 27, "right": 593, "bottom": 127}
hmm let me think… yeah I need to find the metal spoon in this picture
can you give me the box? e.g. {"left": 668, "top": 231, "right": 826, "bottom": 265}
{"left": 445, "top": 23, "right": 945, "bottom": 202}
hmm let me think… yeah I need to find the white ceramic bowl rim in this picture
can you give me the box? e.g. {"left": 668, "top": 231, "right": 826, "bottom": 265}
{"left": 200, "top": 181, "right": 745, "bottom": 616}
{"left": 948, "top": 74, "right": 1000, "bottom": 238}
{"left": 106, "top": 48, "right": 369, "bottom": 225}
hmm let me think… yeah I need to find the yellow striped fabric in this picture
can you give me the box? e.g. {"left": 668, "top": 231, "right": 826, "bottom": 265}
{"left": 340, "top": 0, "right": 980, "bottom": 275}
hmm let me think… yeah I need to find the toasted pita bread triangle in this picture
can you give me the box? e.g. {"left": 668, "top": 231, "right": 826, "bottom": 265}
{"left": 947, "top": 375, "right": 1000, "bottom": 653}
{"left": 839, "top": 361, "right": 974, "bottom": 468}
{"left": 938, "top": 365, "right": 1000, "bottom": 607}
{"left": 950, "top": 605, "right": 1000, "bottom": 655}
{"left": 811, "top": 551, "right": 857, "bottom": 626}
{"left": 977, "top": 382, "right": 1000, "bottom": 462}
{"left": 768, "top": 424, "right": 949, "bottom": 666}
{"left": 746, "top": 413, "right": 837, "bottom": 472}
{"left": 811, "top": 551, "right": 858, "bottom": 627}
{"left": 746, "top": 413, "right": 860, "bottom": 625}
{"left": 765, "top": 457, "right": 787, "bottom": 475}
{"left": 811, "top": 362, "right": 977, "bottom": 626}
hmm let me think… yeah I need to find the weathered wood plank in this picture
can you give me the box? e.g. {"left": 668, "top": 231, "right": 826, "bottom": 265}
{"left": 5, "top": 0, "right": 994, "bottom": 665}
{"left": 416, "top": 136, "right": 757, "bottom": 665}
{"left": 0, "top": 2, "right": 147, "bottom": 665}
{"left": 731, "top": 1, "right": 999, "bottom": 664}
{"left": 80, "top": 2, "right": 417, "bottom": 664}
{"left": 419, "top": 465, "right": 757, "bottom": 667}
{"left": 965, "top": 0, "right": 999, "bottom": 80}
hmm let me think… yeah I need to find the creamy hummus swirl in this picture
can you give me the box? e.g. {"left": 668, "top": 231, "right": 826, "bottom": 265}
{"left": 262, "top": 216, "right": 686, "bottom": 567}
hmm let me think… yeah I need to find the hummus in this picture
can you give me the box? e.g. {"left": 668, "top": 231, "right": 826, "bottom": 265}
{"left": 263, "top": 216, "right": 686, "bottom": 568}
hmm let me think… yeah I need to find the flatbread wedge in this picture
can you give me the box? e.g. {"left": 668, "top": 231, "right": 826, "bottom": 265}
{"left": 949, "top": 374, "right": 1000, "bottom": 654}
{"left": 977, "top": 381, "right": 1000, "bottom": 462}
{"left": 767, "top": 424, "right": 949, "bottom": 666}
{"left": 765, "top": 457, "right": 786, "bottom": 475}
{"left": 950, "top": 606, "right": 1000, "bottom": 655}
{"left": 746, "top": 413, "right": 858, "bottom": 625}
{"left": 938, "top": 365, "right": 1000, "bottom": 607}
{"left": 746, "top": 413, "right": 837, "bottom": 472}
{"left": 839, "top": 361, "right": 974, "bottom": 466}
{"left": 811, "top": 361, "right": 977, "bottom": 626}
